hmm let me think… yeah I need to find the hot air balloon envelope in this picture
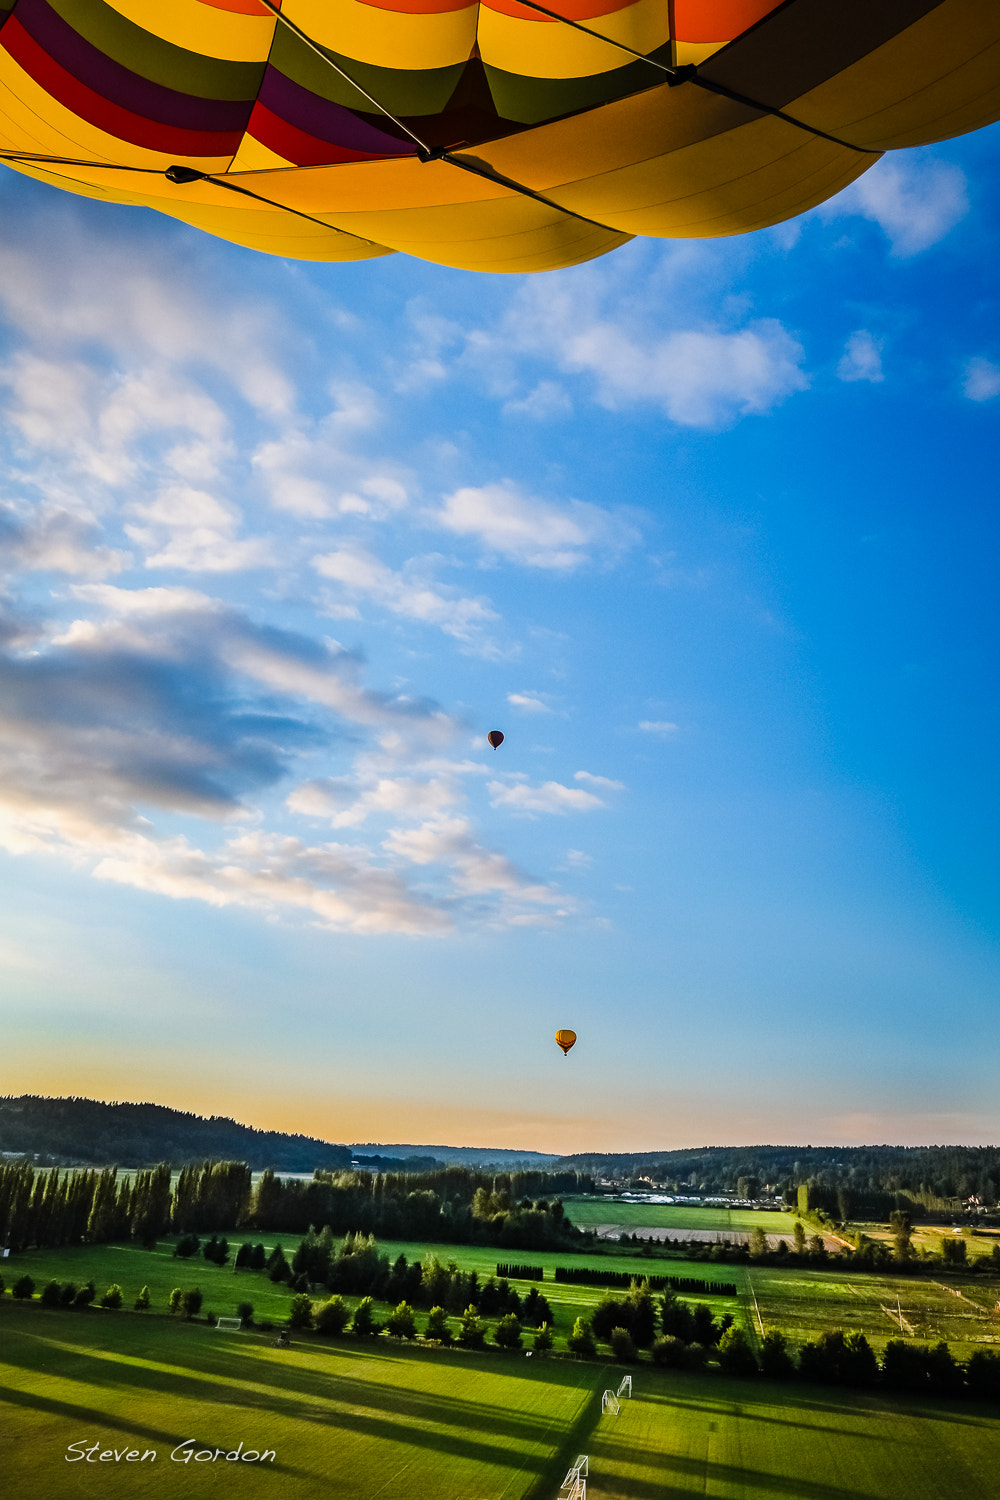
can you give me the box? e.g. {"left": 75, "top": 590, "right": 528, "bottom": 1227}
{"left": 555, "top": 1029, "right": 577, "bottom": 1056}
{"left": 0, "top": 2, "right": 996, "bottom": 274}
{"left": 487, "top": 730, "right": 504, "bottom": 749}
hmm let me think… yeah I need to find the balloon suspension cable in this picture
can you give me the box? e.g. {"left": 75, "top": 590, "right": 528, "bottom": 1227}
{"left": 512, "top": 0, "right": 880, "bottom": 156}
{"left": 0, "top": 150, "right": 382, "bottom": 245}
{"left": 255, "top": 0, "right": 623, "bottom": 233}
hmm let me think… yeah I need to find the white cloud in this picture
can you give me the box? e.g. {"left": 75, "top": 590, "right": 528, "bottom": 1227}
{"left": 126, "top": 486, "right": 273, "bottom": 573}
{"left": 312, "top": 544, "right": 498, "bottom": 643}
{"left": 430, "top": 480, "right": 636, "bottom": 570}
{"left": 502, "top": 381, "right": 573, "bottom": 420}
{"left": 824, "top": 155, "right": 969, "bottom": 257}
{"left": 963, "top": 358, "right": 1000, "bottom": 402}
{"left": 639, "top": 720, "right": 678, "bottom": 736}
{"left": 383, "top": 813, "right": 569, "bottom": 919}
{"left": 507, "top": 692, "right": 553, "bottom": 714}
{"left": 837, "top": 331, "right": 884, "bottom": 384}
{"left": 574, "top": 770, "right": 625, "bottom": 792}
{"left": 487, "top": 779, "right": 605, "bottom": 816}
{"left": 287, "top": 774, "right": 459, "bottom": 829}
{"left": 0, "top": 504, "right": 128, "bottom": 578}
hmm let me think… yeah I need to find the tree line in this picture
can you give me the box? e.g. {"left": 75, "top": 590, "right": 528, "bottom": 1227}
{"left": 0, "top": 1160, "right": 592, "bottom": 1252}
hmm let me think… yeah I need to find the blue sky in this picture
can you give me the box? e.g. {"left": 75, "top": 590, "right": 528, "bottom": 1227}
{"left": 1, "top": 123, "right": 997, "bottom": 1152}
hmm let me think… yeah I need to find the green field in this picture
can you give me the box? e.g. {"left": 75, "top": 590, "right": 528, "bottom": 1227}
{"left": 562, "top": 1198, "right": 806, "bottom": 1238}
{"left": 4, "top": 1298, "right": 1000, "bottom": 1500}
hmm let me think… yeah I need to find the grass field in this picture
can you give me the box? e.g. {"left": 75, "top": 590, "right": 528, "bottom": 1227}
{"left": 562, "top": 1199, "right": 805, "bottom": 1238}
{"left": 4, "top": 1298, "right": 1000, "bottom": 1500}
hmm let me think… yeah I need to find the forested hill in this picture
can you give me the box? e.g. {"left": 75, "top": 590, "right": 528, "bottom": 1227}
{"left": 0, "top": 1096, "right": 353, "bottom": 1171}
{"left": 551, "top": 1144, "right": 1000, "bottom": 1205}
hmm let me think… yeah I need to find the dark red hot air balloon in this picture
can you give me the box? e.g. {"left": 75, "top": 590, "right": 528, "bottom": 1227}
{"left": 487, "top": 731, "right": 504, "bottom": 750}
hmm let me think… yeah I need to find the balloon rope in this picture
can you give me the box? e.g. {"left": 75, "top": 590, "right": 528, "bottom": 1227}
{"left": 512, "top": 0, "right": 880, "bottom": 156}
{"left": 256, "top": 0, "right": 434, "bottom": 155}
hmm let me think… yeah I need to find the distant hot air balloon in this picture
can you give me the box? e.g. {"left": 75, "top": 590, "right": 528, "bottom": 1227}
{"left": 487, "top": 730, "right": 504, "bottom": 750}
{"left": 0, "top": 3, "right": 995, "bottom": 274}
{"left": 555, "top": 1029, "right": 577, "bottom": 1057}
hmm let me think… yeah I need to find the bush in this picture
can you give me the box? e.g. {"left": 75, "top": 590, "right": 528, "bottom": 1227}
{"left": 424, "top": 1306, "right": 451, "bottom": 1343}
{"left": 684, "top": 1341, "right": 709, "bottom": 1372}
{"left": 458, "top": 1305, "right": 486, "bottom": 1349}
{"left": 236, "top": 1301, "right": 254, "bottom": 1327}
{"left": 532, "top": 1323, "right": 553, "bottom": 1354}
{"left": 759, "top": 1329, "right": 795, "bottom": 1380}
{"left": 40, "top": 1280, "right": 62, "bottom": 1307}
{"left": 288, "top": 1293, "right": 314, "bottom": 1329}
{"left": 100, "top": 1285, "right": 124, "bottom": 1309}
{"left": 567, "top": 1317, "right": 597, "bottom": 1358}
{"left": 181, "top": 1288, "right": 203, "bottom": 1320}
{"left": 134, "top": 1286, "right": 151, "bottom": 1311}
{"left": 73, "top": 1281, "right": 96, "bottom": 1308}
{"left": 352, "top": 1296, "right": 377, "bottom": 1338}
{"left": 494, "top": 1314, "right": 523, "bottom": 1350}
{"left": 174, "top": 1234, "right": 200, "bottom": 1259}
{"left": 314, "top": 1297, "right": 350, "bottom": 1336}
{"left": 12, "top": 1275, "right": 35, "bottom": 1300}
{"left": 60, "top": 1282, "right": 78, "bottom": 1307}
{"left": 651, "top": 1335, "right": 688, "bottom": 1369}
{"left": 168, "top": 1288, "right": 183, "bottom": 1315}
{"left": 966, "top": 1350, "right": 1000, "bottom": 1400}
{"left": 386, "top": 1301, "right": 418, "bottom": 1340}
{"left": 717, "top": 1326, "right": 758, "bottom": 1377}
{"left": 610, "top": 1326, "right": 638, "bottom": 1363}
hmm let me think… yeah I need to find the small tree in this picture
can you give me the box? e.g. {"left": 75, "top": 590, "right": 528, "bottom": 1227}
{"left": 134, "top": 1286, "right": 151, "bottom": 1311}
{"left": 352, "top": 1296, "right": 376, "bottom": 1337}
{"left": 314, "top": 1297, "right": 350, "bottom": 1336}
{"left": 610, "top": 1326, "right": 638, "bottom": 1363}
{"left": 168, "top": 1287, "right": 183, "bottom": 1315}
{"left": 651, "top": 1335, "right": 687, "bottom": 1369}
{"left": 40, "top": 1280, "right": 62, "bottom": 1307}
{"left": 73, "top": 1281, "right": 96, "bottom": 1308}
{"left": 236, "top": 1301, "right": 254, "bottom": 1327}
{"left": 759, "top": 1329, "right": 795, "bottom": 1380}
{"left": 717, "top": 1325, "right": 758, "bottom": 1376}
{"left": 494, "top": 1314, "right": 523, "bottom": 1349}
{"left": 425, "top": 1305, "right": 451, "bottom": 1343}
{"left": 792, "top": 1222, "right": 807, "bottom": 1255}
{"left": 100, "top": 1285, "right": 124, "bottom": 1309}
{"left": 174, "top": 1234, "right": 200, "bottom": 1259}
{"left": 12, "top": 1275, "right": 35, "bottom": 1300}
{"left": 386, "top": 1301, "right": 418, "bottom": 1340}
{"left": 288, "top": 1293, "right": 314, "bottom": 1329}
{"left": 60, "top": 1282, "right": 78, "bottom": 1307}
{"left": 458, "top": 1305, "right": 486, "bottom": 1349}
{"left": 532, "top": 1323, "right": 553, "bottom": 1355}
{"left": 181, "top": 1288, "right": 203, "bottom": 1320}
{"left": 567, "top": 1317, "right": 596, "bottom": 1358}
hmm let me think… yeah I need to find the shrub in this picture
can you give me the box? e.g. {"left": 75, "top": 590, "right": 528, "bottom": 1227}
{"left": 684, "top": 1341, "right": 709, "bottom": 1372}
{"left": 610, "top": 1326, "right": 638, "bottom": 1363}
{"left": 236, "top": 1301, "right": 254, "bottom": 1327}
{"left": 424, "top": 1306, "right": 451, "bottom": 1343}
{"left": 386, "top": 1301, "right": 418, "bottom": 1340}
{"left": 314, "top": 1297, "right": 350, "bottom": 1336}
{"left": 352, "top": 1296, "right": 376, "bottom": 1338}
{"left": 12, "top": 1275, "right": 35, "bottom": 1300}
{"left": 73, "top": 1281, "right": 96, "bottom": 1308}
{"left": 759, "top": 1330, "right": 795, "bottom": 1380}
{"left": 40, "top": 1280, "right": 62, "bottom": 1307}
{"left": 288, "top": 1293, "right": 314, "bottom": 1329}
{"left": 458, "top": 1305, "right": 486, "bottom": 1349}
{"left": 717, "top": 1326, "right": 758, "bottom": 1377}
{"left": 100, "top": 1285, "right": 124, "bottom": 1309}
{"left": 532, "top": 1323, "right": 553, "bottom": 1354}
{"left": 134, "top": 1286, "right": 151, "bottom": 1311}
{"left": 168, "top": 1288, "right": 183, "bottom": 1315}
{"left": 494, "top": 1314, "right": 523, "bottom": 1350}
{"left": 174, "top": 1234, "right": 200, "bottom": 1259}
{"left": 651, "top": 1335, "right": 688, "bottom": 1369}
{"left": 567, "top": 1317, "right": 597, "bottom": 1358}
{"left": 60, "top": 1282, "right": 78, "bottom": 1307}
{"left": 181, "top": 1288, "right": 203, "bottom": 1320}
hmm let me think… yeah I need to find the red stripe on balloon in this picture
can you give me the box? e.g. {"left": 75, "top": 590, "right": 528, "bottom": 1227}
{"left": 1, "top": 17, "right": 243, "bottom": 156}
{"left": 246, "top": 100, "right": 414, "bottom": 166}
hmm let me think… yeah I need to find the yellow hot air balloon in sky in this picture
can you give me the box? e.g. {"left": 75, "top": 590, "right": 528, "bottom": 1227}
{"left": 555, "top": 1029, "right": 577, "bottom": 1056}
{"left": 0, "top": 2, "right": 996, "bottom": 274}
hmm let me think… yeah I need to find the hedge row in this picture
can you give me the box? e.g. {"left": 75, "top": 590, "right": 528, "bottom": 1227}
{"left": 495, "top": 1264, "right": 544, "bottom": 1281}
{"left": 553, "top": 1267, "right": 737, "bottom": 1297}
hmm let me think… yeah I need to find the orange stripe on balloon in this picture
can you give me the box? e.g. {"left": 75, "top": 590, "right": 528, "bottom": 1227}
{"left": 355, "top": 0, "right": 477, "bottom": 13}
{"left": 480, "top": 0, "right": 640, "bottom": 22}
{"left": 672, "top": 0, "right": 783, "bottom": 44}
{"left": 198, "top": 0, "right": 278, "bottom": 15}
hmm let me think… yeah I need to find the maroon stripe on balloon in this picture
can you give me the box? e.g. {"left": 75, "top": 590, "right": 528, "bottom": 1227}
{"left": 258, "top": 66, "right": 416, "bottom": 156}
{"left": 13, "top": 0, "right": 254, "bottom": 132}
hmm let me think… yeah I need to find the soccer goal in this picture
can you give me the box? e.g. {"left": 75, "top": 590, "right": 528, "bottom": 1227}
{"left": 601, "top": 1390, "right": 620, "bottom": 1415}
{"left": 560, "top": 1455, "right": 588, "bottom": 1500}
{"left": 617, "top": 1374, "right": 632, "bottom": 1399}
{"left": 214, "top": 1317, "right": 242, "bottom": 1332}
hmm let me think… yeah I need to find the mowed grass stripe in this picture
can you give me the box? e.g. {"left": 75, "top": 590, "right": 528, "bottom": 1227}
{"left": 0, "top": 1302, "right": 597, "bottom": 1499}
